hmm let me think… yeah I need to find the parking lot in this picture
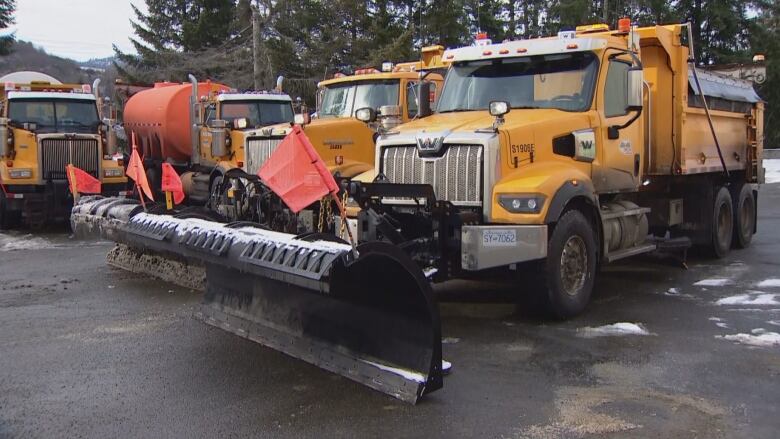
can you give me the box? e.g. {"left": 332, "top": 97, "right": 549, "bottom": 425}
{"left": 1, "top": 184, "right": 779, "bottom": 438}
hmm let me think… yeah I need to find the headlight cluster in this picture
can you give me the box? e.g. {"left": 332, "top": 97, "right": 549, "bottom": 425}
{"left": 8, "top": 168, "right": 32, "bottom": 179}
{"left": 498, "top": 194, "right": 546, "bottom": 214}
{"left": 104, "top": 168, "right": 124, "bottom": 178}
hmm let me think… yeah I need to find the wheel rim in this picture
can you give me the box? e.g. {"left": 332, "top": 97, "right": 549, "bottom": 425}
{"left": 740, "top": 197, "right": 753, "bottom": 238}
{"left": 560, "top": 235, "right": 587, "bottom": 296}
{"left": 717, "top": 201, "right": 732, "bottom": 246}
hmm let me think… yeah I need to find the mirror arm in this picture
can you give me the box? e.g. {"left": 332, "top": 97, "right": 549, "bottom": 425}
{"left": 608, "top": 107, "right": 642, "bottom": 140}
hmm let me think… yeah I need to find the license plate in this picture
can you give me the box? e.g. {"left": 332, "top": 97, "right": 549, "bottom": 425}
{"left": 482, "top": 229, "right": 517, "bottom": 247}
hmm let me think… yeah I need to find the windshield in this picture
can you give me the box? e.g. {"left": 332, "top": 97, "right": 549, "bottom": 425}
{"left": 437, "top": 52, "right": 599, "bottom": 113}
{"left": 220, "top": 100, "right": 294, "bottom": 128}
{"left": 8, "top": 99, "right": 99, "bottom": 133}
{"left": 319, "top": 80, "right": 399, "bottom": 118}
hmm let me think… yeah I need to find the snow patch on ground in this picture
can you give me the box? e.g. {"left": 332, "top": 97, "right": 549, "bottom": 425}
{"left": 715, "top": 291, "right": 780, "bottom": 306}
{"left": 0, "top": 232, "right": 53, "bottom": 251}
{"left": 757, "top": 279, "right": 780, "bottom": 288}
{"left": 767, "top": 320, "right": 780, "bottom": 327}
{"left": 717, "top": 330, "right": 780, "bottom": 348}
{"left": 694, "top": 278, "right": 732, "bottom": 287}
{"left": 666, "top": 287, "right": 679, "bottom": 295}
{"left": 765, "top": 158, "right": 780, "bottom": 184}
{"left": 577, "top": 323, "right": 653, "bottom": 338}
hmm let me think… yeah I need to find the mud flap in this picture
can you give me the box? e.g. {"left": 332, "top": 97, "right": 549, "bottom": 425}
{"left": 199, "top": 240, "right": 442, "bottom": 404}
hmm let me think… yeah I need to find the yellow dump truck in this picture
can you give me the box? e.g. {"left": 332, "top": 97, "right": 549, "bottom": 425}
{"left": 346, "top": 22, "right": 763, "bottom": 318}
{"left": 0, "top": 72, "right": 127, "bottom": 228}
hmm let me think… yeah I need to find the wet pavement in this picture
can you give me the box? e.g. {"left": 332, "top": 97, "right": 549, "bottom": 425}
{"left": 1, "top": 185, "right": 779, "bottom": 438}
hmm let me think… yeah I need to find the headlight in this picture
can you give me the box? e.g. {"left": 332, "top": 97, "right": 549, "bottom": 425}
{"left": 104, "top": 168, "right": 124, "bottom": 177}
{"left": 8, "top": 168, "right": 32, "bottom": 179}
{"left": 498, "top": 194, "right": 546, "bottom": 214}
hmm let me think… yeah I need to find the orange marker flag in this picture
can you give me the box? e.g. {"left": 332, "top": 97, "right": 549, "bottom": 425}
{"left": 66, "top": 164, "right": 102, "bottom": 195}
{"left": 161, "top": 163, "right": 185, "bottom": 204}
{"left": 258, "top": 125, "right": 338, "bottom": 213}
{"left": 126, "top": 133, "right": 154, "bottom": 202}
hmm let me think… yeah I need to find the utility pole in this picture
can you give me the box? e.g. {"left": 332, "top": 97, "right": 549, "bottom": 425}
{"left": 602, "top": 0, "right": 608, "bottom": 23}
{"left": 252, "top": 5, "right": 261, "bottom": 90}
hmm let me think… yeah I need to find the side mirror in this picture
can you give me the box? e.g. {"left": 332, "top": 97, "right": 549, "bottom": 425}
{"left": 0, "top": 117, "right": 9, "bottom": 158}
{"left": 208, "top": 119, "right": 228, "bottom": 157}
{"left": 355, "top": 107, "right": 377, "bottom": 123}
{"left": 104, "top": 120, "right": 118, "bottom": 155}
{"left": 418, "top": 81, "right": 433, "bottom": 118}
{"left": 626, "top": 68, "right": 643, "bottom": 111}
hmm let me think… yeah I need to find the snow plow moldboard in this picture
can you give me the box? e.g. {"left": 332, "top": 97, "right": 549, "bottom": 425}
{"left": 70, "top": 196, "right": 443, "bottom": 404}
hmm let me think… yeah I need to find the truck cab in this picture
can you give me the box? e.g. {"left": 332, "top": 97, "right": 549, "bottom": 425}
{"left": 0, "top": 76, "right": 127, "bottom": 228}
{"left": 241, "top": 47, "right": 449, "bottom": 180}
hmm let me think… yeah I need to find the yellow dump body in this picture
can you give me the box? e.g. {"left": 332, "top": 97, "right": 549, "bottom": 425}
{"left": 638, "top": 25, "right": 763, "bottom": 179}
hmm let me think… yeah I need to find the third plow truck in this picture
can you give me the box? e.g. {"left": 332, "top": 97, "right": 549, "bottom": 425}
{"left": 71, "top": 23, "right": 765, "bottom": 404}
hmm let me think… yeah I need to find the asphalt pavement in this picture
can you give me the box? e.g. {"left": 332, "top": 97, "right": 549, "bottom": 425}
{"left": 1, "top": 185, "right": 779, "bottom": 438}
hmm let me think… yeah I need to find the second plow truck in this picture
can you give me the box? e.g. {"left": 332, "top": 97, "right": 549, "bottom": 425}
{"left": 0, "top": 72, "right": 127, "bottom": 228}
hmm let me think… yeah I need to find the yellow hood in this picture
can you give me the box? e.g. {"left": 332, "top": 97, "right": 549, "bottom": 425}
{"left": 303, "top": 117, "right": 376, "bottom": 177}
{"left": 395, "top": 108, "right": 584, "bottom": 134}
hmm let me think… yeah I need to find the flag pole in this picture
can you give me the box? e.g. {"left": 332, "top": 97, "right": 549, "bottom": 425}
{"left": 330, "top": 191, "right": 356, "bottom": 252}
{"left": 67, "top": 164, "right": 80, "bottom": 204}
{"left": 131, "top": 132, "right": 147, "bottom": 211}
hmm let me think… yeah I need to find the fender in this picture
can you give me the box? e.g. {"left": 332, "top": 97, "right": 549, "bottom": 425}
{"left": 491, "top": 161, "right": 595, "bottom": 224}
{"left": 544, "top": 178, "right": 598, "bottom": 224}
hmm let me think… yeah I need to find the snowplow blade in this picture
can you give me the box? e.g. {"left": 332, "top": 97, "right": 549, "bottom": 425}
{"left": 81, "top": 210, "right": 443, "bottom": 403}
{"left": 198, "top": 239, "right": 443, "bottom": 403}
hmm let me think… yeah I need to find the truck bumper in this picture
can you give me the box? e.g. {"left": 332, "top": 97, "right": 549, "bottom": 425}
{"left": 461, "top": 225, "right": 548, "bottom": 271}
{"left": 2, "top": 182, "right": 130, "bottom": 218}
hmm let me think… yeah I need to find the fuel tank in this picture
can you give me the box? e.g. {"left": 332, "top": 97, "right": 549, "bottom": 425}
{"left": 124, "top": 81, "right": 229, "bottom": 162}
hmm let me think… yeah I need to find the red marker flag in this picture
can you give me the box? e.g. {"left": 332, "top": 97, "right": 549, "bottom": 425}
{"left": 66, "top": 164, "right": 102, "bottom": 195}
{"left": 126, "top": 133, "right": 154, "bottom": 202}
{"left": 161, "top": 163, "right": 185, "bottom": 204}
{"left": 258, "top": 125, "right": 338, "bottom": 213}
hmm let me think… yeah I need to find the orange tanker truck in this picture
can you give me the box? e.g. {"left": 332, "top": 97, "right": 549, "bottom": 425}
{"left": 122, "top": 75, "right": 295, "bottom": 219}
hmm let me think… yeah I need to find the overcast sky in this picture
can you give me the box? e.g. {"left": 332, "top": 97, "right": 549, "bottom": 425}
{"left": 14, "top": 0, "right": 148, "bottom": 61}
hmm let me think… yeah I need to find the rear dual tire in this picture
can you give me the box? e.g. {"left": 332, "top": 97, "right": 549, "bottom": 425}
{"left": 732, "top": 184, "right": 755, "bottom": 249}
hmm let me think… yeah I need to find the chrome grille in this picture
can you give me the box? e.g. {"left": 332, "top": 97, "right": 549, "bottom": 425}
{"left": 382, "top": 144, "right": 483, "bottom": 205}
{"left": 41, "top": 138, "right": 99, "bottom": 180}
{"left": 245, "top": 137, "right": 284, "bottom": 174}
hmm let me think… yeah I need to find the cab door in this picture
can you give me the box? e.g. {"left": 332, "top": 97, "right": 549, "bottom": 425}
{"left": 594, "top": 50, "right": 643, "bottom": 192}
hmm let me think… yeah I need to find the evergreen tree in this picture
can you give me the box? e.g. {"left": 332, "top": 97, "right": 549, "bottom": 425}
{"left": 0, "top": 0, "right": 15, "bottom": 56}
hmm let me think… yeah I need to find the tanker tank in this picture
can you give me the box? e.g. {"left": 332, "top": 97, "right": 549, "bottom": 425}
{"left": 124, "top": 81, "right": 229, "bottom": 162}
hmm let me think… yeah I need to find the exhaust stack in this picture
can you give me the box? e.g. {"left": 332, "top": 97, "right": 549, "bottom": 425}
{"left": 188, "top": 74, "right": 200, "bottom": 165}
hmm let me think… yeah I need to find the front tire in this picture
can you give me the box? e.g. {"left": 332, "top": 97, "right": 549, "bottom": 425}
{"left": 535, "top": 209, "right": 598, "bottom": 319}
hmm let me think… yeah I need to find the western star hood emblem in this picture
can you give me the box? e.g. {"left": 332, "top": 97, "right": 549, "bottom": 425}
{"left": 415, "top": 130, "right": 451, "bottom": 155}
